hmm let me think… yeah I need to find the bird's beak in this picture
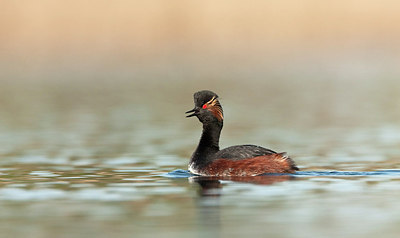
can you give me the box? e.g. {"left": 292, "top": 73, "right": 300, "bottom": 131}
{"left": 185, "top": 108, "right": 198, "bottom": 118}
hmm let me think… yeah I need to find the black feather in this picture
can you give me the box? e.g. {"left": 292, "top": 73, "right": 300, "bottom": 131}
{"left": 214, "top": 145, "right": 276, "bottom": 160}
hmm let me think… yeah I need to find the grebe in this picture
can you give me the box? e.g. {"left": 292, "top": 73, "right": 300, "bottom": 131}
{"left": 186, "top": 90, "right": 298, "bottom": 176}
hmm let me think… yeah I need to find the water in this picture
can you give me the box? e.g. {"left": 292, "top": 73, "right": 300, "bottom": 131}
{"left": 0, "top": 79, "right": 400, "bottom": 238}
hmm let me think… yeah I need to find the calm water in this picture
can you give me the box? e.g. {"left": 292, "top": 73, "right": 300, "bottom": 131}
{"left": 0, "top": 79, "right": 400, "bottom": 238}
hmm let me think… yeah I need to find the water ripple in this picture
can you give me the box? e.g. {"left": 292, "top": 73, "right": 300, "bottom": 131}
{"left": 164, "top": 169, "right": 400, "bottom": 178}
{"left": 163, "top": 169, "right": 193, "bottom": 178}
{"left": 295, "top": 170, "right": 400, "bottom": 177}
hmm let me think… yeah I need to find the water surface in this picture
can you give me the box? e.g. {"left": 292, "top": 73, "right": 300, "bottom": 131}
{"left": 0, "top": 80, "right": 399, "bottom": 238}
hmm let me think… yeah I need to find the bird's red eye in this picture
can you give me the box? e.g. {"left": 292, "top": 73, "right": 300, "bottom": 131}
{"left": 202, "top": 104, "right": 207, "bottom": 109}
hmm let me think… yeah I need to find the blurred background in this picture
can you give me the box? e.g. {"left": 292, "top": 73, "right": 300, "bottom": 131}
{"left": 1, "top": 1, "right": 400, "bottom": 133}
{"left": 1, "top": 1, "right": 400, "bottom": 238}
{"left": 1, "top": 0, "right": 400, "bottom": 129}
{"left": 1, "top": 0, "right": 400, "bottom": 169}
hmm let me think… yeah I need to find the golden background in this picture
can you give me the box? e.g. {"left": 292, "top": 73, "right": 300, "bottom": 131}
{"left": 1, "top": 1, "right": 399, "bottom": 82}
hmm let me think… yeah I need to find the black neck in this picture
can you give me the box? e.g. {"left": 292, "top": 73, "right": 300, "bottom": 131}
{"left": 190, "top": 121, "right": 223, "bottom": 165}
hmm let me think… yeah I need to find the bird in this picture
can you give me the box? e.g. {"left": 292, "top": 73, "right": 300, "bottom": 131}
{"left": 185, "top": 90, "right": 298, "bottom": 176}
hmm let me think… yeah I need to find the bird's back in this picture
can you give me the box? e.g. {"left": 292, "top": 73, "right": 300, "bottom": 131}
{"left": 197, "top": 144, "right": 299, "bottom": 176}
{"left": 214, "top": 144, "right": 277, "bottom": 160}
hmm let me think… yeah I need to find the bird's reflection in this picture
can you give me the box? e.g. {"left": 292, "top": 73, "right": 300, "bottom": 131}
{"left": 191, "top": 174, "right": 294, "bottom": 197}
{"left": 190, "top": 175, "right": 294, "bottom": 238}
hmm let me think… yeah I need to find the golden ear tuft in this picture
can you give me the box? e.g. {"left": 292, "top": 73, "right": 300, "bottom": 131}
{"left": 205, "top": 96, "right": 223, "bottom": 121}
{"left": 205, "top": 96, "right": 216, "bottom": 105}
